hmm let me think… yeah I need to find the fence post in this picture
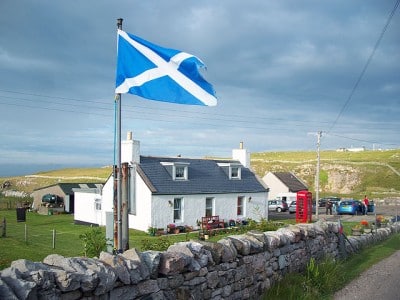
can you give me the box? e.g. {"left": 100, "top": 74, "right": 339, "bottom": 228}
{"left": 1, "top": 217, "right": 6, "bottom": 237}
{"left": 52, "top": 229, "right": 56, "bottom": 249}
{"left": 25, "top": 224, "right": 27, "bottom": 243}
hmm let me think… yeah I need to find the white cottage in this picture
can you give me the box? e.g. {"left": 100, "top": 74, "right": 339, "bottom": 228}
{"left": 74, "top": 134, "right": 269, "bottom": 232}
{"left": 262, "top": 172, "right": 308, "bottom": 200}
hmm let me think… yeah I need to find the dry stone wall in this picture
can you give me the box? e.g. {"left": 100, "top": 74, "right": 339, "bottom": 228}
{"left": 1, "top": 221, "right": 399, "bottom": 300}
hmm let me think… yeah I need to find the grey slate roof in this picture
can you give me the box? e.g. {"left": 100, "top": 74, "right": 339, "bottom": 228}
{"left": 34, "top": 183, "right": 103, "bottom": 195}
{"left": 273, "top": 172, "right": 308, "bottom": 192}
{"left": 137, "top": 156, "right": 267, "bottom": 195}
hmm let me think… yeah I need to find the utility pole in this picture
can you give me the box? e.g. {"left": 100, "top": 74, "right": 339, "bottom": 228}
{"left": 315, "top": 131, "right": 322, "bottom": 218}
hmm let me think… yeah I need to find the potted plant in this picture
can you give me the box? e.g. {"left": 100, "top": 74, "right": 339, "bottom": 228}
{"left": 360, "top": 220, "right": 372, "bottom": 233}
{"left": 351, "top": 224, "right": 362, "bottom": 236}
{"left": 376, "top": 215, "right": 388, "bottom": 228}
{"left": 167, "top": 223, "right": 176, "bottom": 234}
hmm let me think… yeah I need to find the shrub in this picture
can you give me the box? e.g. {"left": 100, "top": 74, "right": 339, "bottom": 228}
{"left": 79, "top": 227, "right": 111, "bottom": 258}
{"left": 141, "top": 236, "right": 174, "bottom": 251}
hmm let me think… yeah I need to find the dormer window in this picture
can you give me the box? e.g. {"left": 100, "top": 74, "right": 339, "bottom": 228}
{"left": 230, "top": 166, "right": 240, "bottom": 179}
{"left": 161, "top": 161, "right": 189, "bottom": 180}
{"left": 217, "top": 162, "right": 242, "bottom": 180}
{"left": 174, "top": 165, "right": 187, "bottom": 180}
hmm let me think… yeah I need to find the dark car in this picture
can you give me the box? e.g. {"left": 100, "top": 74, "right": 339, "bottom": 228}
{"left": 337, "top": 199, "right": 363, "bottom": 215}
{"left": 318, "top": 197, "right": 341, "bottom": 207}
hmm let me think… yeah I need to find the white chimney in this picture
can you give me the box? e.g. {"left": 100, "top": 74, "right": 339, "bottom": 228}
{"left": 232, "top": 141, "right": 250, "bottom": 168}
{"left": 121, "top": 131, "right": 140, "bottom": 164}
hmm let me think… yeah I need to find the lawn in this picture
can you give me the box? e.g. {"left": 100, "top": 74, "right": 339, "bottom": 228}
{"left": 0, "top": 208, "right": 361, "bottom": 271}
{"left": 0, "top": 210, "right": 232, "bottom": 270}
{"left": 0, "top": 210, "right": 166, "bottom": 270}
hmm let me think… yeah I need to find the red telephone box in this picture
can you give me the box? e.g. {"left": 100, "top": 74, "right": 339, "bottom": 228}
{"left": 296, "top": 190, "right": 312, "bottom": 223}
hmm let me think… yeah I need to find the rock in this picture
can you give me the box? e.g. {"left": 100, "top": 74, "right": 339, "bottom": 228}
{"left": 99, "top": 251, "right": 131, "bottom": 285}
{"left": 141, "top": 250, "right": 161, "bottom": 279}
{"left": 121, "top": 248, "right": 151, "bottom": 283}
{"left": 0, "top": 278, "right": 18, "bottom": 300}
{"left": 158, "top": 252, "right": 190, "bottom": 275}
{"left": 226, "top": 235, "right": 251, "bottom": 256}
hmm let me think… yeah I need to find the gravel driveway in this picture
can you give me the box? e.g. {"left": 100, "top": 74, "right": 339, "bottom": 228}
{"left": 333, "top": 250, "right": 400, "bottom": 300}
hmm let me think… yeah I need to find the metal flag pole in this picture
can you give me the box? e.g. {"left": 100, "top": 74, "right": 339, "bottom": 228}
{"left": 115, "top": 18, "right": 123, "bottom": 252}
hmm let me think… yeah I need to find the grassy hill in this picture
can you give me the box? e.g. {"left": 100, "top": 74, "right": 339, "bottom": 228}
{"left": 0, "top": 149, "right": 399, "bottom": 201}
{"left": 0, "top": 166, "right": 112, "bottom": 196}
{"left": 252, "top": 149, "right": 400, "bottom": 200}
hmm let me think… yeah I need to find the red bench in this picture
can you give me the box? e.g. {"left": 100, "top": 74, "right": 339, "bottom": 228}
{"left": 201, "top": 216, "right": 225, "bottom": 230}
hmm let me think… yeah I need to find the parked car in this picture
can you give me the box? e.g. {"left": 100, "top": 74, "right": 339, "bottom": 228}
{"left": 288, "top": 200, "right": 316, "bottom": 214}
{"left": 318, "top": 197, "right": 341, "bottom": 207}
{"left": 288, "top": 201, "right": 296, "bottom": 214}
{"left": 336, "top": 199, "right": 363, "bottom": 215}
{"left": 268, "top": 200, "right": 288, "bottom": 212}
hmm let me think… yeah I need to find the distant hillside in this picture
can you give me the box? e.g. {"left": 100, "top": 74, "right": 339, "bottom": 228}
{"left": 0, "top": 167, "right": 112, "bottom": 196}
{"left": 251, "top": 149, "right": 400, "bottom": 200}
{"left": 1, "top": 150, "right": 399, "bottom": 201}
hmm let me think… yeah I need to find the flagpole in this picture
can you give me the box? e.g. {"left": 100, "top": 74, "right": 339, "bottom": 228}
{"left": 116, "top": 18, "right": 123, "bottom": 252}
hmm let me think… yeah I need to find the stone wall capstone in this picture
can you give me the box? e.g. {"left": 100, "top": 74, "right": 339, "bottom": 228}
{"left": 1, "top": 221, "right": 399, "bottom": 299}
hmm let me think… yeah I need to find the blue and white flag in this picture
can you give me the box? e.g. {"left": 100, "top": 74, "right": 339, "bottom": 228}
{"left": 115, "top": 30, "right": 217, "bottom": 106}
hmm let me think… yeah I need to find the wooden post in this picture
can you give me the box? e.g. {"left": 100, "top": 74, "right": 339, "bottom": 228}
{"left": 1, "top": 217, "right": 6, "bottom": 237}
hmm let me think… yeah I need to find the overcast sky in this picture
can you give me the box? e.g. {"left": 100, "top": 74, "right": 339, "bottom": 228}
{"left": 0, "top": 1, "right": 399, "bottom": 175}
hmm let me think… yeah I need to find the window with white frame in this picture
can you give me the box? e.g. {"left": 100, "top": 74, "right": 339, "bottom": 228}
{"left": 161, "top": 162, "right": 189, "bottom": 180}
{"left": 230, "top": 166, "right": 241, "bottom": 179}
{"left": 217, "top": 162, "right": 242, "bottom": 180}
{"left": 237, "top": 196, "right": 244, "bottom": 216}
{"left": 95, "top": 199, "right": 101, "bottom": 211}
{"left": 173, "top": 197, "right": 183, "bottom": 221}
{"left": 174, "top": 165, "right": 186, "bottom": 179}
{"left": 205, "top": 197, "right": 214, "bottom": 217}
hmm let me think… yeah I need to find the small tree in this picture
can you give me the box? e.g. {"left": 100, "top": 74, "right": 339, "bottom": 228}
{"left": 79, "top": 227, "right": 111, "bottom": 257}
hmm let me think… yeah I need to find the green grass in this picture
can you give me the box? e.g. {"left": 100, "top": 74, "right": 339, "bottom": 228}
{"left": 0, "top": 210, "right": 298, "bottom": 270}
{"left": 263, "top": 233, "right": 400, "bottom": 299}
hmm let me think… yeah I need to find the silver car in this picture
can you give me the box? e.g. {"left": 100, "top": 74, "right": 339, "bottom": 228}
{"left": 288, "top": 200, "right": 316, "bottom": 214}
{"left": 268, "top": 200, "right": 288, "bottom": 212}
{"left": 288, "top": 201, "right": 297, "bottom": 214}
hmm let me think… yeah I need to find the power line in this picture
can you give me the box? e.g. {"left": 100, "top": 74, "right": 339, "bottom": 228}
{"left": 328, "top": 0, "right": 400, "bottom": 133}
{"left": 0, "top": 89, "right": 331, "bottom": 126}
{"left": 1, "top": 92, "right": 398, "bottom": 147}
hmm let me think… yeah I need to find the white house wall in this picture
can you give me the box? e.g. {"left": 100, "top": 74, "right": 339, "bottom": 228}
{"left": 74, "top": 191, "right": 104, "bottom": 225}
{"left": 74, "top": 173, "right": 268, "bottom": 232}
{"left": 263, "top": 172, "right": 289, "bottom": 200}
{"left": 147, "top": 192, "right": 268, "bottom": 231}
{"left": 74, "top": 177, "right": 113, "bottom": 227}
{"left": 127, "top": 172, "right": 153, "bottom": 232}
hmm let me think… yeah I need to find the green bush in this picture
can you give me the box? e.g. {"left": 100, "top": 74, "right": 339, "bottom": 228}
{"left": 79, "top": 227, "right": 111, "bottom": 258}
